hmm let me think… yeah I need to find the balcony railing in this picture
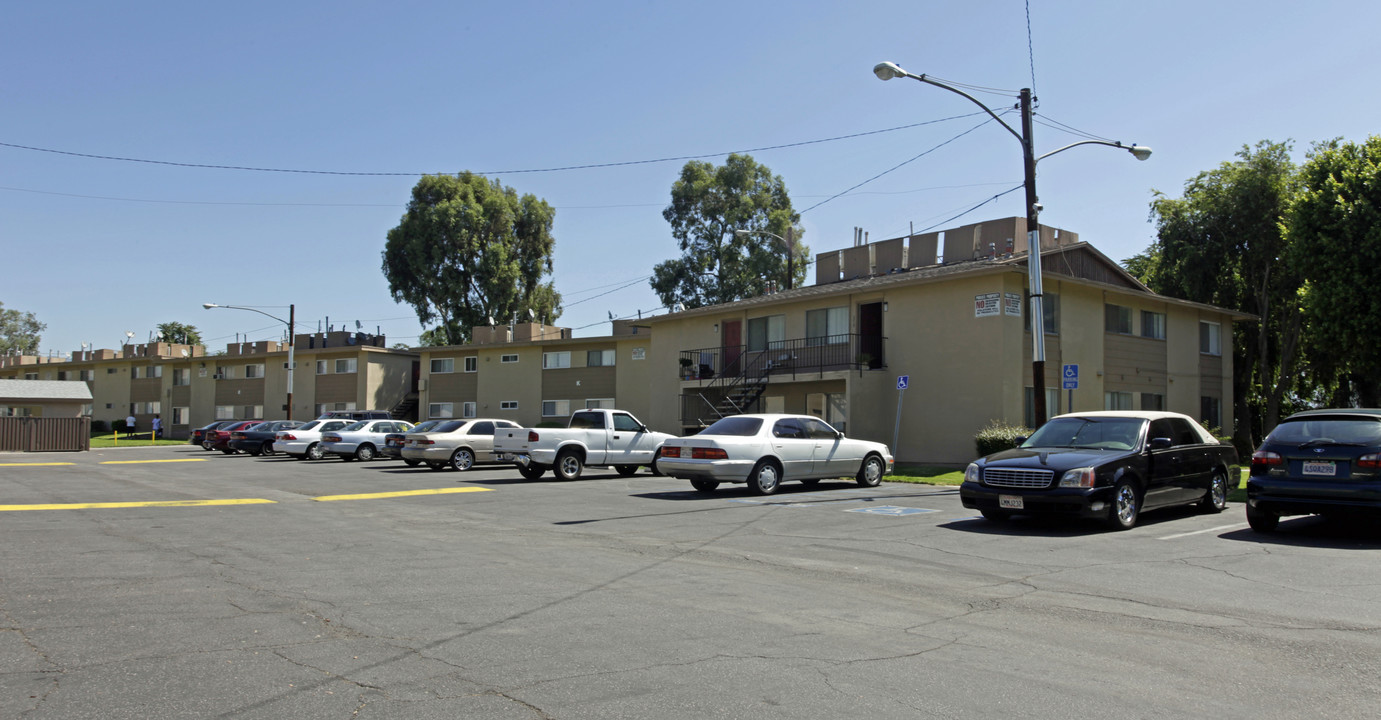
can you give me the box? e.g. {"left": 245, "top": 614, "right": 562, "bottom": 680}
{"left": 677, "top": 333, "right": 884, "bottom": 382}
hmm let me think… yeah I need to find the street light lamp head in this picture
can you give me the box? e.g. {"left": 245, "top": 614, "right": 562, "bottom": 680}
{"left": 873, "top": 61, "right": 908, "bottom": 81}
{"left": 202, "top": 303, "right": 218, "bottom": 310}
{"left": 1129, "top": 145, "right": 1153, "bottom": 161}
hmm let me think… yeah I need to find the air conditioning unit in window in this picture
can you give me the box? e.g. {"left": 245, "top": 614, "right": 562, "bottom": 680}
{"left": 212, "top": 371, "right": 226, "bottom": 380}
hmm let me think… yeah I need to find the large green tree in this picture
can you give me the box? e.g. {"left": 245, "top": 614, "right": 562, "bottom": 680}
{"left": 652, "top": 154, "right": 807, "bottom": 310}
{"left": 1124, "top": 141, "right": 1302, "bottom": 447}
{"left": 0, "top": 302, "right": 45, "bottom": 355}
{"left": 383, "top": 173, "right": 561, "bottom": 346}
{"left": 156, "top": 321, "right": 203, "bottom": 346}
{"left": 1289, "top": 136, "right": 1381, "bottom": 406}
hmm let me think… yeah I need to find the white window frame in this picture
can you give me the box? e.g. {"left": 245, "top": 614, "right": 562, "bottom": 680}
{"left": 500, "top": 400, "right": 519, "bottom": 410}
{"left": 430, "top": 357, "right": 455, "bottom": 374}
{"left": 215, "top": 405, "right": 235, "bottom": 420}
{"left": 586, "top": 349, "right": 615, "bottom": 367}
{"left": 543, "top": 351, "right": 571, "bottom": 369}
{"left": 335, "top": 358, "right": 357, "bottom": 373}
{"left": 131, "top": 366, "right": 141, "bottom": 379}
{"left": 1141, "top": 311, "right": 1166, "bottom": 340}
{"left": 316, "top": 360, "right": 328, "bottom": 374}
{"left": 585, "top": 398, "right": 615, "bottom": 409}
{"left": 429, "top": 402, "right": 455, "bottom": 419}
{"left": 1200, "top": 321, "right": 1222, "bottom": 356}
{"left": 245, "top": 363, "right": 265, "bottom": 379}
{"left": 501, "top": 354, "right": 519, "bottom": 363}
{"left": 542, "top": 399, "right": 571, "bottom": 417}
{"left": 172, "top": 406, "right": 190, "bottom": 425}
{"left": 1105, "top": 304, "right": 1133, "bottom": 335}
{"left": 1104, "top": 391, "right": 1134, "bottom": 411}
{"left": 464, "top": 356, "right": 478, "bottom": 373}
{"left": 806, "top": 306, "right": 849, "bottom": 346}
{"left": 462, "top": 401, "right": 477, "bottom": 418}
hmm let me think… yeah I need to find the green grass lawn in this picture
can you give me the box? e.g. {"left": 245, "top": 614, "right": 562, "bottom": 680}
{"left": 88, "top": 433, "right": 188, "bottom": 449}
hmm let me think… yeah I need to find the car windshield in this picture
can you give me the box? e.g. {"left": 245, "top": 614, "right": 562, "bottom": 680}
{"left": 701, "top": 416, "right": 765, "bottom": 437}
{"left": 1022, "top": 417, "right": 1145, "bottom": 450}
{"left": 1265, "top": 417, "right": 1381, "bottom": 446}
{"left": 343, "top": 421, "right": 368, "bottom": 432}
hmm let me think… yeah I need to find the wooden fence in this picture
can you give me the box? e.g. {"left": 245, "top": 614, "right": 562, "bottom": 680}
{"left": 0, "top": 417, "right": 91, "bottom": 452}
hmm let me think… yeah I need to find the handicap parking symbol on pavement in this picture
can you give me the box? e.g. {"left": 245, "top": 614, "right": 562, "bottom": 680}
{"left": 845, "top": 506, "right": 938, "bottom": 516}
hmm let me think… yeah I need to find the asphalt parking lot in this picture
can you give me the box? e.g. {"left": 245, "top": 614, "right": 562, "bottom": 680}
{"left": 3, "top": 445, "right": 1380, "bottom": 719}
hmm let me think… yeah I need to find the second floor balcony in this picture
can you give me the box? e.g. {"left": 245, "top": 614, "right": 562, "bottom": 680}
{"left": 677, "top": 333, "right": 885, "bottom": 383}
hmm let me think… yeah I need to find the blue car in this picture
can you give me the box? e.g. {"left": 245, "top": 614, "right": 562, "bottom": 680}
{"left": 1247, "top": 409, "right": 1381, "bottom": 532}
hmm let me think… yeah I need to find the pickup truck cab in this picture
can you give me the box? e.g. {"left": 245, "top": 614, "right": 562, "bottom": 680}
{"left": 494, "top": 409, "right": 675, "bottom": 480}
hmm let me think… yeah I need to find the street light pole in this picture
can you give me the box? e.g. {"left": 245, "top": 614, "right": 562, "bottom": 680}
{"left": 873, "top": 62, "right": 1150, "bottom": 427}
{"left": 203, "top": 303, "right": 296, "bottom": 420}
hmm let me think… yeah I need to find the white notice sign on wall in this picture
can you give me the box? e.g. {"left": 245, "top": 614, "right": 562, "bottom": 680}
{"left": 974, "top": 292, "right": 1001, "bottom": 318}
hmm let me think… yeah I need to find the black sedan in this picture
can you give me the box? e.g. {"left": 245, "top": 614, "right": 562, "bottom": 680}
{"left": 228, "top": 420, "right": 304, "bottom": 456}
{"left": 960, "top": 411, "right": 1240, "bottom": 530}
{"left": 1247, "top": 408, "right": 1381, "bottom": 532}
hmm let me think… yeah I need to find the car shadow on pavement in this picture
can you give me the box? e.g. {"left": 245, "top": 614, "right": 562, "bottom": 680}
{"left": 1219, "top": 515, "right": 1381, "bottom": 549}
{"left": 940, "top": 503, "right": 1218, "bottom": 537}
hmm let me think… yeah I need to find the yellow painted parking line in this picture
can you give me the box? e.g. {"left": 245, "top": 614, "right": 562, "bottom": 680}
{"left": 98, "top": 458, "right": 209, "bottom": 465}
{"left": 0, "top": 498, "right": 277, "bottom": 512}
{"left": 0, "top": 462, "right": 76, "bottom": 467}
{"left": 314, "top": 487, "right": 494, "bottom": 502}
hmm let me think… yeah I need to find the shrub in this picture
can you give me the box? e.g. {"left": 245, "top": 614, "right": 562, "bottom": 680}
{"left": 111, "top": 419, "right": 127, "bottom": 434}
{"left": 90, "top": 420, "right": 107, "bottom": 433}
{"left": 974, "top": 420, "right": 1030, "bottom": 457}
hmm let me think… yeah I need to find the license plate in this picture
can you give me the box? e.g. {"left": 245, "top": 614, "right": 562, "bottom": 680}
{"left": 1303, "top": 461, "right": 1336, "bottom": 476}
{"left": 999, "top": 495, "right": 1024, "bottom": 510}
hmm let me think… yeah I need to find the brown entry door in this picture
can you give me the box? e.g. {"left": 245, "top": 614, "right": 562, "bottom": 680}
{"left": 722, "top": 320, "right": 742, "bottom": 377}
{"left": 859, "top": 303, "right": 883, "bottom": 369}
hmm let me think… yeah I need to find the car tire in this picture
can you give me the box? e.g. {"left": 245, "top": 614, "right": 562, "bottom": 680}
{"left": 747, "top": 460, "right": 781, "bottom": 495}
{"left": 980, "top": 508, "right": 1012, "bottom": 521}
{"left": 1246, "top": 503, "right": 1280, "bottom": 533}
{"left": 554, "top": 450, "right": 583, "bottom": 481}
{"left": 649, "top": 451, "right": 665, "bottom": 476}
{"left": 450, "top": 448, "right": 475, "bottom": 472}
{"left": 1201, "top": 470, "right": 1229, "bottom": 513}
{"left": 403, "top": 459, "right": 420, "bottom": 467}
{"left": 306, "top": 443, "right": 325, "bottom": 461}
{"left": 356, "top": 444, "right": 376, "bottom": 462}
{"left": 690, "top": 478, "right": 719, "bottom": 493}
{"left": 615, "top": 465, "right": 639, "bottom": 477}
{"left": 519, "top": 463, "right": 547, "bottom": 480}
{"left": 856, "top": 454, "right": 886, "bottom": 488}
{"left": 1107, "top": 478, "right": 1141, "bottom": 530}
{"left": 202, "top": 441, "right": 214, "bottom": 451}
{"left": 261, "top": 441, "right": 275, "bottom": 457}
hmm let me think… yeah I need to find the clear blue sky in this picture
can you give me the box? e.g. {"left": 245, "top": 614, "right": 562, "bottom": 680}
{"left": 5, "top": 1, "right": 1376, "bottom": 356}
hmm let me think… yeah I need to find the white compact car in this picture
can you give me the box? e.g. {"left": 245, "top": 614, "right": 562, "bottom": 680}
{"left": 658, "top": 413, "right": 893, "bottom": 495}
{"left": 274, "top": 419, "right": 358, "bottom": 460}
{"left": 401, "top": 418, "right": 523, "bottom": 471}
{"left": 319, "top": 419, "right": 415, "bottom": 461}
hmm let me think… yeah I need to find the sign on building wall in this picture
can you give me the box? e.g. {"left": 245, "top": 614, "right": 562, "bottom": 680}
{"left": 631, "top": 347, "right": 646, "bottom": 361}
{"left": 1004, "top": 292, "right": 1022, "bottom": 316}
{"left": 974, "top": 292, "right": 1001, "bottom": 317}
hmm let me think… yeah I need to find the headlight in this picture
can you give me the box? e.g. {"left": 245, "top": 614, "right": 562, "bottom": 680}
{"left": 1059, "top": 467, "right": 1096, "bottom": 488}
{"left": 965, "top": 463, "right": 979, "bottom": 483}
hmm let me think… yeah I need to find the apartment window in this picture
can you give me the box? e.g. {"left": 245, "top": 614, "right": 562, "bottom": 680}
{"left": 215, "top": 366, "right": 234, "bottom": 380}
{"left": 131, "top": 367, "right": 141, "bottom": 379}
{"left": 57, "top": 371, "right": 69, "bottom": 381}
{"left": 316, "top": 360, "right": 328, "bottom": 374}
{"left": 242, "top": 405, "right": 262, "bottom": 419}
{"left": 462, "top": 402, "right": 477, "bottom": 418}
{"left": 80, "top": 370, "right": 95, "bottom": 381}
{"left": 335, "top": 358, "right": 357, "bottom": 373}
{"left": 1104, "top": 392, "right": 1134, "bottom": 411}
{"left": 1141, "top": 393, "right": 1165, "bottom": 411}
{"left": 1201, "top": 396, "right": 1222, "bottom": 430}
{"left": 429, "top": 402, "right": 454, "bottom": 419}
{"left": 430, "top": 357, "right": 454, "bottom": 373}
{"left": 1141, "top": 311, "right": 1166, "bottom": 340}
{"left": 107, "top": 368, "right": 118, "bottom": 374}
{"left": 586, "top": 349, "right": 615, "bottom": 367}
{"left": 1105, "top": 304, "right": 1133, "bottom": 334}
{"left": 464, "top": 356, "right": 478, "bottom": 373}
{"left": 1023, "top": 387, "right": 1061, "bottom": 429}
{"left": 585, "top": 398, "right": 615, "bottom": 409}
{"left": 500, "top": 400, "right": 519, "bottom": 410}
{"left": 1024, "top": 292, "right": 1060, "bottom": 334}
{"left": 542, "top": 399, "right": 571, "bottom": 417}
{"left": 215, "top": 405, "right": 235, "bottom": 420}
{"left": 501, "top": 354, "right": 519, "bottom": 363}
{"left": 543, "top": 351, "right": 571, "bottom": 369}
{"left": 1200, "top": 321, "right": 1221, "bottom": 356}
{"left": 747, "top": 314, "right": 786, "bottom": 352}
{"left": 806, "top": 307, "right": 849, "bottom": 345}
{"left": 23, "top": 372, "right": 38, "bottom": 380}
{"left": 172, "top": 368, "right": 191, "bottom": 386}
{"left": 172, "top": 407, "right": 190, "bottom": 425}
{"left": 152, "top": 365, "right": 163, "bottom": 378}
{"left": 245, "top": 363, "right": 265, "bottom": 379}
{"left": 130, "top": 402, "right": 162, "bottom": 415}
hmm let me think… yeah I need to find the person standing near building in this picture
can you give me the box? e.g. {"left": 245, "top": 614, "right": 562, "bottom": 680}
{"left": 152, "top": 415, "right": 162, "bottom": 440}
{"left": 126, "top": 413, "right": 137, "bottom": 438}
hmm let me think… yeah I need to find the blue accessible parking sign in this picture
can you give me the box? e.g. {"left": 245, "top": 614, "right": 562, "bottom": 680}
{"left": 1062, "top": 364, "right": 1079, "bottom": 390}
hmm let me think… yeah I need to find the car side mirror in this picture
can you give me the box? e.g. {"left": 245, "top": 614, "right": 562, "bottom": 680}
{"left": 1014, "top": 436, "right": 1028, "bottom": 445}
{"left": 837, "top": 431, "right": 845, "bottom": 439}
{"left": 1149, "top": 437, "right": 1173, "bottom": 450}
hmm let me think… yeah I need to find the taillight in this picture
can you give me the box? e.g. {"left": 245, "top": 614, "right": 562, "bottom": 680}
{"left": 1358, "top": 453, "right": 1381, "bottom": 469}
{"left": 281, "top": 433, "right": 296, "bottom": 441}
{"left": 417, "top": 439, "right": 435, "bottom": 445}
{"left": 661, "top": 446, "right": 681, "bottom": 458}
{"left": 528, "top": 431, "right": 540, "bottom": 442}
{"left": 1251, "top": 451, "right": 1283, "bottom": 471}
{"left": 691, "top": 448, "right": 728, "bottom": 460}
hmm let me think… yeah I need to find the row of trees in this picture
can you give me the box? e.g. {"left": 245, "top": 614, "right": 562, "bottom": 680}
{"left": 1123, "top": 137, "right": 1381, "bottom": 449}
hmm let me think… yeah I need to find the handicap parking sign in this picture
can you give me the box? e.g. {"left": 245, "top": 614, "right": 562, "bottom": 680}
{"left": 1062, "top": 364, "right": 1078, "bottom": 390}
{"left": 897, "top": 375, "right": 909, "bottom": 390}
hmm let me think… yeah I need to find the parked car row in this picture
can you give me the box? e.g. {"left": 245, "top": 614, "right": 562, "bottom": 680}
{"left": 189, "top": 406, "right": 1380, "bottom": 535}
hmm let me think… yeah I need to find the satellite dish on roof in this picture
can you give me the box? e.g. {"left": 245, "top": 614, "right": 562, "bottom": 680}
{"left": 528, "top": 308, "right": 536, "bottom": 321}
{"left": 181, "top": 348, "right": 190, "bottom": 357}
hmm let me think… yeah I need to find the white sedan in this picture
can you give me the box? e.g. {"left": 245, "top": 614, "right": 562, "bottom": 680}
{"left": 658, "top": 413, "right": 894, "bottom": 495}
{"left": 274, "top": 419, "right": 358, "bottom": 460}
{"left": 319, "top": 419, "right": 415, "bottom": 461}
{"left": 401, "top": 418, "right": 523, "bottom": 471}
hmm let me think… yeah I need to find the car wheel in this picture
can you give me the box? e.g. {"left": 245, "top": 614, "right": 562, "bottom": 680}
{"left": 554, "top": 451, "right": 583, "bottom": 481}
{"left": 649, "top": 451, "right": 665, "bottom": 476}
{"left": 202, "top": 440, "right": 214, "bottom": 451}
{"left": 403, "top": 459, "right": 421, "bottom": 467}
{"left": 1201, "top": 470, "right": 1229, "bottom": 513}
{"left": 856, "top": 454, "right": 885, "bottom": 488}
{"left": 980, "top": 508, "right": 1012, "bottom": 521}
{"left": 450, "top": 448, "right": 475, "bottom": 471}
{"left": 690, "top": 478, "right": 719, "bottom": 493}
{"left": 306, "top": 443, "right": 325, "bottom": 461}
{"left": 1246, "top": 503, "right": 1280, "bottom": 533}
{"left": 747, "top": 460, "right": 781, "bottom": 495}
{"left": 356, "top": 444, "right": 376, "bottom": 462}
{"left": 261, "top": 441, "right": 275, "bottom": 457}
{"left": 615, "top": 465, "right": 639, "bottom": 477}
{"left": 1107, "top": 478, "right": 1141, "bottom": 530}
{"left": 519, "top": 463, "right": 547, "bottom": 480}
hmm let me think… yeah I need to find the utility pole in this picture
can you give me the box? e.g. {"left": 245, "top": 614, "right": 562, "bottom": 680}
{"left": 1020, "top": 88, "right": 1047, "bottom": 427}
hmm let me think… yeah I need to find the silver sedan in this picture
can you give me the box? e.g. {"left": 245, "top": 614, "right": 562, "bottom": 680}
{"left": 658, "top": 413, "right": 893, "bottom": 495}
{"left": 319, "top": 419, "right": 415, "bottom": 461}
{"left": 401, "top": 418, "right": 522, "bottom": 471}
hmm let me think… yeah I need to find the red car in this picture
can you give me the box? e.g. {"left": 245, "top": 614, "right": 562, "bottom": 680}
{"left": 204, "top": 420, "right": 263, "bottom": 453}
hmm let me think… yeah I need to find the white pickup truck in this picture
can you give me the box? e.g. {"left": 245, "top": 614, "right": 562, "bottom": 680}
{"left": 493, "top": 409, "right": 676, "bottom": 481}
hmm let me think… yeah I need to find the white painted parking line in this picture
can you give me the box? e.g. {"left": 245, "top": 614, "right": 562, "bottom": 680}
{"left": 846, "top": 506, "right": 940, "bottom": 517}
{"left": 1158, "top": 523, "right": 1246, "bottom": 540}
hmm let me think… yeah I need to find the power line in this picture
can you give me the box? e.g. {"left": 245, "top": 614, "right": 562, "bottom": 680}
{"left": 916, "top": 184, "right": 1025, "bottom": 234}
{"left": 0, "top": 112, "right": 988, "bottom": 178}
{"left": 1026, "top": 0, "right": 1038, "bottom": 93}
